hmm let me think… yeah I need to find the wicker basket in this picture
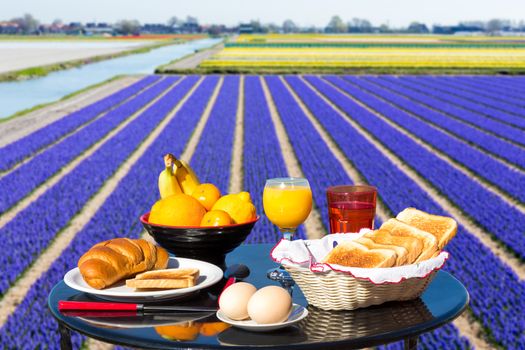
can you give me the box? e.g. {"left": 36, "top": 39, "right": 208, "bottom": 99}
{"left": 285, "top": 265, "right": 437, "bottom": 310}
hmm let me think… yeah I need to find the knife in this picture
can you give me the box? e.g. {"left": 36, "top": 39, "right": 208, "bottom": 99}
{"left": 59, "top": 301, "right": 217, "bottom": 313}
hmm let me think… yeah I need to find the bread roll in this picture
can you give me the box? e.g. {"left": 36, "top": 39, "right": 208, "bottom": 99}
{"left": 78, "top": 238, "right": 169, "bottom": 289}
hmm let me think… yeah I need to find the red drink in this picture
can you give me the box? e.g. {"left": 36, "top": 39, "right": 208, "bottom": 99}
{"left": 328, "top": 201, "right": 375, "bottom": 233}
{"left": 326, "top": 185, "right": 377, "bottom": 234}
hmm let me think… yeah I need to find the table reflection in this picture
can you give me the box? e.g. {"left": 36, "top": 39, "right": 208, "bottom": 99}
{"left": 301, "top": 298, "right": 433, "bottom": 341}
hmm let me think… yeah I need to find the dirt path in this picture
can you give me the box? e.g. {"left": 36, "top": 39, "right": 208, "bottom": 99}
{"left": 229, "top": 76, "right": 245, "bottom": 194}
{"left": 159, "top": 43, "right": 224, "bottom": 70}
{"left": 0, "top": 77, "right": 203, "bottom": 328}
{"left": 260, "top": 77, "right": 325, "bottom": 239}
{"left": 0, "top": 76, "right": 141, "bottom": 147}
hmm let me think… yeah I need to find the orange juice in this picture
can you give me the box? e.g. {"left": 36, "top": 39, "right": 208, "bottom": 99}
{"left": 263, "top": 186, "right": 312, "bottom": 229}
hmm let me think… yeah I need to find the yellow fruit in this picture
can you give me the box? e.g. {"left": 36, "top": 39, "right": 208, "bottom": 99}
{"left": 191, "top": 183, "right": 221, "bottom": 211}
{"left": 155, "top": 323, "right": 201, "bottom": 341}
{"left": 158, "top": 154, "right": 183, "bottom": 199}
{"left": 200, "top": 210, "right": 232, "bottom": 227}
{"left": 149, "top": 194, "right": 206, "bottom": 227}
{"left": 211, "top": 192, "right": 257, "bottom": 224}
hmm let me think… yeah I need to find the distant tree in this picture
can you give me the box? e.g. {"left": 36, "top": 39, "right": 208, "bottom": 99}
{"left": 11, "top": 13, "right": 39, "bottom": 34}
{"left": 186, "top": 16, "right": 199, "bottom": 25}
{"left": 52, "top": 19, "right": 63, "bottom": 27}
{"left": 115, "top": 19, "right": 141, "bottom": 35}
{"left": 348, "top": 18, "right": 373, "bottom": 33}
{"left": 407, "top": 22, "right": 429, "bottom": 33}
{"left": 379, "top": 23, "right": 390, "bottom": 33}
{"left": 283, "top": 19, "right": 298, "bottom": 33}
{"left": 327, "top": 16, "right": 346, "bottom": 33}
{"left": 167, "top": 16, "right": 180, "bottom": 27}
{"left": 486, "top": 19, "right": 503, "bottom": 34}
{"left": 250, "top": 20, "right": 269, "bottom": 33}
{"left": 266, "top": 23, "right": 280, "bottom": 33}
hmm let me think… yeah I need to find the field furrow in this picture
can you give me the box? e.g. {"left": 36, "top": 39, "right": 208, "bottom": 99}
{"left": 0, "top": 77, "right": 178, "bottom": 215}
{"left": 242, "top": 76, "right": 296, "bottom": 243}
{"left": 377, "top": 76, "right": 525, "bottom": 147}
{"left": 0, "top": 76, "right": 219, "bottom": 349}
{"left": 0, "top": 76, "right": 160, "bottom": 173}
{"left": 400, "top": 76, "right": 525, "bottom": 129}
{"left": 429, "top": 76, "right": 525, "bottom": 111}
{"left": 191, "top": 76, "right": 239, "bottom": 194}
{"left": 359, "top": 76, "right": 525, "bottom": 169}
{"left": 329, "top": 76, "right": 525, "bottom": 203}
{"left": 0, "top": 76, "right": 200, "bottom": 296}
{"left": 465, "top": 76, "right": 525, "bottom": 94}
{"left": 292, "top": 76, "right": 525, "bottom": 349}
{"left": 439, "top": 76, "right": 525, "bottom": 107}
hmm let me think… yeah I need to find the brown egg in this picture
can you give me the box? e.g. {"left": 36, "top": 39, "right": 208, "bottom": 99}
{"left": 247, "top": 286, "right": 292, "bottom": 324}
{"left": 218, "top": 282, "right": 257, "bottom": 320}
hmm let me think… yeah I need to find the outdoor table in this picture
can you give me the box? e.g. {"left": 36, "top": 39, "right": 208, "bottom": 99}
{"left": 48, "top": 243, "right": 469, "bottom": 350}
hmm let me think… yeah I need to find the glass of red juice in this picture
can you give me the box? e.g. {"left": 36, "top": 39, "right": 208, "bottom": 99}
{"left": 326, "top": 185, "right": 377, "bottom": 233}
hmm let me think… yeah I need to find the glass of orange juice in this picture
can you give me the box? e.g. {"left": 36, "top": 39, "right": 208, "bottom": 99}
{"left": 263, "top": 177, "right": 312, "bottom": 241}
{"left": 263, "top": 178, "right": 312, "bottom": 294}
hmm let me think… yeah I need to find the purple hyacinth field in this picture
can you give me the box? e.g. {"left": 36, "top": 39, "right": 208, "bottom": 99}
{"left": 0, "top": 74, "right": 524, "bottom": 349}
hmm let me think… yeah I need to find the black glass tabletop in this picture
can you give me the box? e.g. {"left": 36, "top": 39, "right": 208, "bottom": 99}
{"left": 48, "top": 243, "right": 469, "bottom": 349}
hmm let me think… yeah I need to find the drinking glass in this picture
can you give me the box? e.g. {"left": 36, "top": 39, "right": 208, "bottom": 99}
{"left": 263, "top": 177, "right": 312, "bottom": 241}
{"left": 263, "top": 177, "right": 312, "bottom": 293}
{"left": 326, "top": 185, "right": 377, "bottom": 234}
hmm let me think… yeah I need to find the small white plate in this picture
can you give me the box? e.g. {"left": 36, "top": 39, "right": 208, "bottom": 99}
{"left": 64, "top": 257, "right": 223, "bottom": 303}
{"left": 216, "top": 304, "right": 308, "bottom": 332}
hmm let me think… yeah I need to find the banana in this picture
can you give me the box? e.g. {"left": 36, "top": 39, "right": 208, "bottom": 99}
{"left": 173, "top": 157, "right": 200, "bottom": 195}
{"left": 158, "top": 153, "right": 183, "bottom": 199}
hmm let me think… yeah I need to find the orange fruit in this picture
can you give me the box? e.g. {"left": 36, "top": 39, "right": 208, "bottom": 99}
{"left": 149, "top": 194, "right": 206, "bottom": 226}
{"left": 155, "top": 323, "right": 201, "bottom": 341}
{"left": 200, "top": 210, "right": 232, "bottom": 227}
{"left": 191, "top": 183, "right": 221, "bottom": 211}
{"left": 211, "top": 192, "right": 256, "bottom": 224}
{"left": 199, "top": 322, "right": 230, "bottom": 336}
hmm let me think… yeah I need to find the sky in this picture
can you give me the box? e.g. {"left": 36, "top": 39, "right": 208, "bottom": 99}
{"left": 3, "top": 0, "right": 525, "bottom": 27}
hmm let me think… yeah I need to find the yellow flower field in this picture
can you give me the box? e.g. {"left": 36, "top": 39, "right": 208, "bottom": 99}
{"left": 201, "top": 47, "right": 525, "bottom": 69}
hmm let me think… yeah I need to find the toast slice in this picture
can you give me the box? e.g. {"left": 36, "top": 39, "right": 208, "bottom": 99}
{"left": 355, "top": 236, "right": 409, "bottom": 266}
{"left": 126, "top": 276, "right": 197, "bottom": 289}
{"left": 323, "top": 241, "right": 397, "bottom": 268}
{"left": 135, "top": 268, "right": 199, "bottom": 280}
{"left": 380, "top": 219, "right": 438, "bottom": 263}
{"left": 397, "top": 208, "right": 457, "bottom": 250}
{"left": 364, "top": 229, "right": 423, "bottom": 264}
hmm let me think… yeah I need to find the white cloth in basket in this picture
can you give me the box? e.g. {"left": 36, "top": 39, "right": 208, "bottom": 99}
{"left": 270, "top": 230, "right": 449, "bottom": 284}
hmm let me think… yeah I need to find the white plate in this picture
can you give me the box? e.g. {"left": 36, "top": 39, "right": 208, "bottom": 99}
{"left": 216, "top": 304, "right": 308, "bottom": 332}
{"left": 64, "top": 257, "right": 223, "bottom": 302}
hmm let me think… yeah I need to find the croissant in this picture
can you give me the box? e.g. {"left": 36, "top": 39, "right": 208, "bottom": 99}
{"left": 78, "top": 238, "right": 169, "bottom": 289}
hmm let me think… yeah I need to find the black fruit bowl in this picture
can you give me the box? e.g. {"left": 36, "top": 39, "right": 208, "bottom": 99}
{"left": 140, "top": 213, "right": 259, "bottom": 270}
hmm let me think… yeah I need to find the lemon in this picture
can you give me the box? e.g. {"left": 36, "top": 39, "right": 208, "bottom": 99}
{"left": 211, "top": 192, "right": 256, "bottom": 224}
{"left": 149, "top": 194, "right": 206, "bottom": 227}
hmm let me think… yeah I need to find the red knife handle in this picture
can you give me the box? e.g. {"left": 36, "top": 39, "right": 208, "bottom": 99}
{"left": 61, "top": 311, "right": 138, "bottom": 317}
{"left": 218, "top": 277, "right": 236, "bottom": 304}
{"left": 59, "top": 301, "right": 138, "bottom": 312}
